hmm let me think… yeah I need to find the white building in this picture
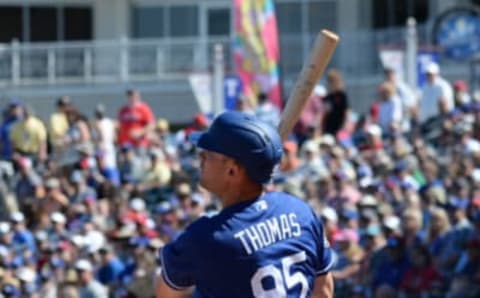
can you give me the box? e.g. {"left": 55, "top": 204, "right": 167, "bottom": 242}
{"left": 0, "top": 0, "right": 472, "bottom": 123}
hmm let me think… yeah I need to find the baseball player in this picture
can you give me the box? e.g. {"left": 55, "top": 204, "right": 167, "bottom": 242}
{"left": 156, "top": 111, "right": 334, "bottom": 298}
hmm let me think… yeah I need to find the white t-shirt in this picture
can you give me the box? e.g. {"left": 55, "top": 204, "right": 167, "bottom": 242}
{"left": 419, "top": 77, "right": 454, "bottom": 122}
{"left": 96, "top": 118, "right": 116, "bottom": 168}
{"left": 378, "top": 95, "right": 403, "bottom": 133}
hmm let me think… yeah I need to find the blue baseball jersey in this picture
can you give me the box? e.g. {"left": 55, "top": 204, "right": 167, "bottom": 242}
{"left": 160, "top": 191, "right": 334, "bottom": 298}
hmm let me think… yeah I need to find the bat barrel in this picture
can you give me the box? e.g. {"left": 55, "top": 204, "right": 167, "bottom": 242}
{"left": 278, "top": 30, "right": 339, "bottom": 141}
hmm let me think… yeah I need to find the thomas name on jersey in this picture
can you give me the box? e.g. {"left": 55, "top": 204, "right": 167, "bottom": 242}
{"left": 233, "top": 213, "right": 301, "bottom": 255}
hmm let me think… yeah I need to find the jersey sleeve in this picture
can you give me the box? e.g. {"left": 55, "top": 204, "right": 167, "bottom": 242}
{"left": 142, "top": 104, "right": 155, "bottom": 125}
{"left": 159, "top": 229, "right": 196, "bottom": 290}
{"left": 312, "top": 212, "right": 335, "bottom": 275}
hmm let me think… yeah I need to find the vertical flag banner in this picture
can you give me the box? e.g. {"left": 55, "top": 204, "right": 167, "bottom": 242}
{"left": 233, "top": 0, "right": 283, "bottom": 109}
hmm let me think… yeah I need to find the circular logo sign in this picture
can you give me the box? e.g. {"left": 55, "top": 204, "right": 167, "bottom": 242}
{"left": 433, "top": 7, "right": 480, "bottom": 60}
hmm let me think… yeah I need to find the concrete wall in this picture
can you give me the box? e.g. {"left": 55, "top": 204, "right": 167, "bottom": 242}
{"left": 0, "top": 80, "right": 200, "bottom": 126}
{"left": 94, "top": 0, "right": 130, "bottom": 40}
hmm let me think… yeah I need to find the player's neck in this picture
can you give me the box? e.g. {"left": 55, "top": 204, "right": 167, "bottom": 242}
{"left": 220, "top": 183, "right": 263, "bottom": 208}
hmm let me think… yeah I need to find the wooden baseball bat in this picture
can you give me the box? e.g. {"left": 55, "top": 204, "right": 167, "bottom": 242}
{"left": 277, "top": 30, "right": 339, "bottom": 141}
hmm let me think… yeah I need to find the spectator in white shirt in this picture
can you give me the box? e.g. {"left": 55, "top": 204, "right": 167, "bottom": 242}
{"left": 419, "top": 62, "right": 454, "bottom": 123}
{"left": 255, "top": 92, "right": 280, "bottom": 127}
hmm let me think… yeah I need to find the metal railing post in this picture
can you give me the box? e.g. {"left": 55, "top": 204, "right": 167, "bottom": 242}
{"left": 213, "top": 43, "right": 225, "bottom": 115}
{"left": 47, "top": 47, "right": 56, "bottom": 84}
{"left": 11, "top": 40, "right": 20, "bottom": 85}
{"left": 156, "top": 45, "right": 164, "bottom": 79}
{"left": 84, "top": 47, "right": 93, "bottom": 83}
{"left": 120, "top": 37, "right": 129, "bottom": 82}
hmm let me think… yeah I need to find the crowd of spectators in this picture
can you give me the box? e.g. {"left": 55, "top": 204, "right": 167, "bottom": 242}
{"left": 0, "top": 61, "right": 478, "bottom": 298}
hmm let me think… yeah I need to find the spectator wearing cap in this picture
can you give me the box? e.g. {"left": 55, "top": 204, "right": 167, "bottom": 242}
{"left": 1, "top": 283, "right": 21, "bottom": 298}
{"left": 151, "top": 118, "right": 177, "bottom": 152}
{"left": 137, "top": 149, "right": 171, "bottom": 194}
{"left": 453, "top": 80, "right": 471, "bottom": 108}
{"left": 97, "top": 245, "right": 125, "bottom": 288}
{"left": 10, "top": 212, "right": 36, "bottom": 254}
{"left": 419, "top": 62, "right": 454, "bottom": 123}
{"left": 331, "top": 228, "right": 364, "bottom": 296}
{"left": 38, "top": 268, "right": 57, "bottom": 298}
{"left": 361, "top": 225, "right": 388, "bottom": 287}
{"left": 15, "top": 267, "right": 37, "bottom": 297}
{"left": 92, "top": 104, "right": 117, "bottom": 163}
{"left": 362, "top": 124, "right": 384, "bottom": 153}
{"left": 125, "top": 198, "right": 148, "bottom": 226}
{"left": 0, "top": 99, "right": 23, "bottom": 160}
{"left": 10, "top": 105, "right": 47, "bottom": 163}
{"left": 49, "top": 96, "right": 71, "bottom": 150}
{"left": 254, "top": 92, "right": 281, "bottom": 128}
{"left": 75, "top": 259, "right": 108, "bottom": 298}
{"left": 0, "top": 221, "right": 13, "bottom": 251}
{"left": 171, "top": 183, "right": 194, "bottom": 220}
{"left": 154, "top": 201, "right": 181, "bottom": 243}
{"left": 70, "top": 171, "right": 97, "bottom": 205}
{"left": 295, "top": 140, "right": 328, "bottom": 181}
{"left": 340, "top": 208, "right": 360, "bottom": 230}
{"left": 13, "top": 157, "right": 43, "bottom": 215}
{"left": 48, "top": 212, "right": 68, "bottom": 243}
{"left": 372, "top": 237, "right": 410, "bottom": 294}
{"left": 38, "top": 178, "right": 69, "bottom": 218}
{"left": 117, "top": 89, "right": 155, "bottom": 149}
{"left": 117, "top": 144, "right": 144, "bottom": 185}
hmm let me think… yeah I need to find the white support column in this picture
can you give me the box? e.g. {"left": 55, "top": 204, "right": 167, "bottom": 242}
{"left": 405, "top": 17, "right": 418, "bottom": 89}
{"left": 84, "top": 47, "right": 92, "bottom": 83}
{"left": 120, "top": 37, "right": 129, "bottom": 82}
{"left": 11, "top": 40, "right": 20, "bottom": 85}
{"left": 94, "top": 0, "right": 130, "bottom": 40}
{"left": 47, "top": 48, "right": 56, "bottom": 84}
{"left": 213, "top": 43, "right": 225, "bottom": 116}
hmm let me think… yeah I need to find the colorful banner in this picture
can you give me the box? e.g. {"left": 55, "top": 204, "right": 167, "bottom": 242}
{"left": 233, "top": 0, "right": 283, "bottom": 109}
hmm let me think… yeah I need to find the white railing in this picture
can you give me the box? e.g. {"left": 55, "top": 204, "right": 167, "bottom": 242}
{"left": 0, "top": 23, "right": 470, "bottom": 89}
{"left": 0, "top": 37, "right": 232, "bottom": 86}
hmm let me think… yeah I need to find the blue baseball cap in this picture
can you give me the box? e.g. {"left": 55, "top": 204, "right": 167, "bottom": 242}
{"left": 449, "top": 197, "right": 469, "bottom": 210}
{"left": 342, "top": 209, "right": 359, "bottom": 220}
{"left": 189, "top": 111, "right": 283, "bottom": 184}
{"left": 2, "top": 284, "right": 20, "bottom": 297}
{"left": 155, "top": 201, "right": 174, "bottom": 215}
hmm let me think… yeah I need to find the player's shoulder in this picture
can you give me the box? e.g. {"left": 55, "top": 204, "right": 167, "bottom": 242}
{"left": 263, "top": 191, "right": 315, "bottom": 216}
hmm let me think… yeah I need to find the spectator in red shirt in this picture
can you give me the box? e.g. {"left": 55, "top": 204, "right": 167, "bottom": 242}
{"left": 400, "top": 245, "right": 441, "bottom": 296}
{"left": 117, "top": 89, "right": 155, "bottom": 148}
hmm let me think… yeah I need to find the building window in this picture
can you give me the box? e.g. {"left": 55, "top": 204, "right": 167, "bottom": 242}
{"left": 30, "top": 7, "right": 58, "bottom": 41}
{"left": 0, "top": 5, "right": 92, "bottom": 42}
{"left": 208, "top": 8, "right": 230, "bottom": 36}
{"left": 132, "top": 7, "right": 165, "bottom": 38}
{"left": 373, "top": 0, "right": 429, "bottom": 28}
{"left": 168, "top": 5, "right": 199, "bottom": 37}
{"left": 0, "top": 6, "right": 23, "bottom": 42}
{"left": 65, "top": 7, "right": 92, "bottom": 41}
{"left": 308, "top": 2, "right": 336, "bottom": 33}
{"left": 276, "top": 3, "right": 302, "bottom": 34}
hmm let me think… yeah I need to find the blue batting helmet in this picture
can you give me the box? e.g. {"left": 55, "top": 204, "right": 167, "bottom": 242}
{"left": 189, "top": 111, "right": 283, "bottom": 184}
